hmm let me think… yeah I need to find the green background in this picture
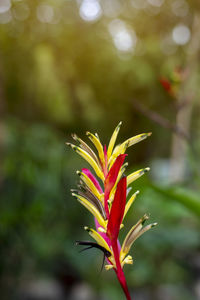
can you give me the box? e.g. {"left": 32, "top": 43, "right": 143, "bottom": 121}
{"left": 0, "top": 0, "right": 200, "bottom": 299}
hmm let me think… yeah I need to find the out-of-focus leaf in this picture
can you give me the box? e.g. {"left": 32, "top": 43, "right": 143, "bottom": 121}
{"left": 152, "top": 185, "right": 200, "bottom": 218}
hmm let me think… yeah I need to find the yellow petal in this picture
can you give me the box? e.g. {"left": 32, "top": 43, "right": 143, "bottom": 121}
{"left": 72, "top": 193, "right": 106, "bottom": 228}
{"left": 84, "top": 226, "right": 111, "bottom": 254}
{"left": 86, "top": 132, "right": 105, "bottom": 168}
{"left": 105, "top": 264, "right": 114, "bottom": 271}
{"left": 107, "top": 122, "right": 122, "bottom": 160}
{"left": 66, "top": 143, "right": 104, "bottom": 181}
{"left": 121, "top": 255, "right": 133, "bottom": 268}
{"left": 77, "top": 171, "right": 103, "bottom": 203}
{"left": 108, "top": 133, "right": 151, "bottom": 168}
{"left": 127, "top": 167, "right": 150, "bottom": 186}
{"left": 123, "top": 191, "right": 139, "bottom": 219}
{"left": 120, "top": 132, "right": 152, "bottom": 150}
{"left": 72, "top": 134, "right": 100, "bottom": 167}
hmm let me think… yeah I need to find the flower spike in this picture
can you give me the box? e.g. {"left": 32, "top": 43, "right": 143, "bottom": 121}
{"left": 68, "top": 122, "right": 156, "bottom": 300}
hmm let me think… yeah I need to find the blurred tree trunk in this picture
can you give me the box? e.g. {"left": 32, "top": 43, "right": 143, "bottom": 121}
{"left": 0, "top": 62, "right": 5, "bottom": 117}
{"left": 169, "top": 14, "right": 200, "bottom": 183}
{"left": 0, "top": 59, "right": 6, "bottom": 187}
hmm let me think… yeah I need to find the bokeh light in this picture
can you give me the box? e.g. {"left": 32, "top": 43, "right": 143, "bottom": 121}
{"left": 109, "top": 19, "right": 137, "bottom": 53}
{"left": 37, "top": 4, "right": 54, "bottom": 23}
{"left": 79, "top": 0, "right": 102, "bottom": 22}
{"left": 0, "top": 0, "right": 11, "bottom": 13}
{"left": 172, "top": 24, "right": 191, "bottom": 45}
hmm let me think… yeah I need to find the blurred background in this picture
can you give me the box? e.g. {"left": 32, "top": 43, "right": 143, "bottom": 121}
{"left": 0, "top": 0, "right": 200, "bottom": 299}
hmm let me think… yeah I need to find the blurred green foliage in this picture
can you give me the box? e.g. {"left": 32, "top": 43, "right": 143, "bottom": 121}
{"left": 0, "top": 0, "right": 200, "bottom": 299}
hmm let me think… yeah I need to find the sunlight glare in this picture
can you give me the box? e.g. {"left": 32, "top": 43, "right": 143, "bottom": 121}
{"left": 172, "top": 24, "right": 191, "bottom": 45}
{"left": 0, "top": 0, "right": 11, "bottom": 13}
{"left": 79, "top": 0, "right": 102, "bottom": 22}
{"left": 109, "top": 19, "right": 137, "bottom": 53}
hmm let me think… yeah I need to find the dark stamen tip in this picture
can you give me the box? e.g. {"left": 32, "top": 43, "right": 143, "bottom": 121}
{"left": 144, "top": 167, "right": 150, "bottom": 173}
{"left": 142, "top": 214, "right": 149, "bottom": 224}
{"left": 84, "top": 226, "right": 90, "bottom": 232}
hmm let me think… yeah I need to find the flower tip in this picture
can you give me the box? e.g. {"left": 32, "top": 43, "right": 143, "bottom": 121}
{"left": 142, "top": 214, "right": 149, "bottom": 224}
{"left": 135, "top": 190, "right": 140, "bottom": 195}
{"left": 117, "top": 121, "right": 122, "bottom": 129}
{"left": 120, "top": 223, "right": 124, "bottom": 229}
{"left": 147, "top": 132, "right": 152, "bottom": 137}
{"left": 86, "top": 131, "right": 91, "bottom": 136}
{"left": 123, "top": 255, "right": 133, "bottom": 266}
{"left": 139, "top": 167, "right": 150, "bottom": 176}
{"left": 71, "top": 133, "right": 78, "bottom": 140}
{"left": 152, "top": 222, "right": 158, "bottom": 227}
{"left": 84, "top": 226, "right": 89, "bottom": 231}
{"left": 105, "top": 264, "right": 114, "bottom": 271}
{"left": 66, "top": 143, "right": 77, "bottom": 150}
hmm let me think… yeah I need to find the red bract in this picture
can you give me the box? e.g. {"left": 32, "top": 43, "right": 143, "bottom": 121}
{"left": 104, "top": 154, "right": 127, "bottom": 216}
{"left": 107, "top": 177, "right": 131, "bottom": 300}
{"left": 160, "top": 78, "right": 172, "bottom": 93}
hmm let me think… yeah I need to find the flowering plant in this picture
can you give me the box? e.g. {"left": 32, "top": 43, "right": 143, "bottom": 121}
{"left": 67, "top": 122, "right": 157, "bottom": 300}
